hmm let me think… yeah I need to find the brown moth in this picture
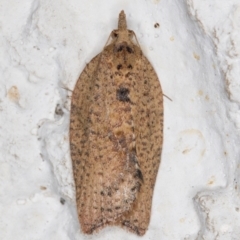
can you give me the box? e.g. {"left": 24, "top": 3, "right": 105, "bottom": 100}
{"left": 70, "top": 10, "right": 163, "bottom": 236}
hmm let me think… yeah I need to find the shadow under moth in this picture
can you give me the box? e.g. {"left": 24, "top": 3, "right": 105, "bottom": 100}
{"left": 70, "top": 10, "right": 163, "bottom": 236}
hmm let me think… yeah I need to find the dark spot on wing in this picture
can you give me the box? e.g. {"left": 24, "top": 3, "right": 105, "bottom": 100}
{"left": 134, "top": 169, "right": 144, "bottom": 182}
{"left": 117, "top": 64, "right": 122, "bottom": 70}
{"left": 116, "top": 87, "right": 130, "bottom": 102}
{"left": 126, "top": 46, "right": 133, "bottom": 53}
{"left": 117, "top": 45, "right": 124, "bottom": 52}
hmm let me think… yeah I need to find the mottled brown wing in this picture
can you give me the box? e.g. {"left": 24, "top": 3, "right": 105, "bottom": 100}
{"left": 70, "top": 54, "right": 102, "bottom": 233}
{"left": 70, "top": 46, "right": 144, "bottom": 234}
{"left": 117, "top": 53, "right": 163, "bottom": 236}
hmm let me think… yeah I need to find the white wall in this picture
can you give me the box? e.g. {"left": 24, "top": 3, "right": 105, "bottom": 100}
{"left": 1, "top": 0, "right": 240, "bottom": 239}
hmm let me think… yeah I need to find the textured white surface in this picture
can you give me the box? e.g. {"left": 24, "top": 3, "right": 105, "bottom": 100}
{"left": 1, "top": 0, "right": 240, "bottom": 239}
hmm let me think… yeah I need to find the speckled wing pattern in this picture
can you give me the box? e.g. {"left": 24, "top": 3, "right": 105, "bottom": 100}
{"left": 70, "top": 10, "right": 163, "bottom": 236}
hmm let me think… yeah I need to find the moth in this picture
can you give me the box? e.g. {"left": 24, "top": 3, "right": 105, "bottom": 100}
{"left": 70, "top": 10, "right": 163, "bottom": 236}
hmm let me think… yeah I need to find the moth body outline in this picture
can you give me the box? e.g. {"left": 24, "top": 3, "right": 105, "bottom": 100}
{"left": 70, "top": 10, "right": 163, "bottom": 236}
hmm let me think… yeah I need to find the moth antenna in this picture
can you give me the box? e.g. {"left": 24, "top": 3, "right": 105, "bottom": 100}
{"left": 132, "top": 31, "right": 142, "bottom": 51}
{"left": 103, "top": 34, "right": 112, "bottom": 49}
{"left": 61, "top": 86, "right": 73, "bottom": 92}
{"left": 132, "top": 31, "right": 169, "bottom": 104}
{"left": 118, "top": 10, "right": 127, "bottom": 30}
{"left": 163, "top": 94, "right": 172, "bottom": 101}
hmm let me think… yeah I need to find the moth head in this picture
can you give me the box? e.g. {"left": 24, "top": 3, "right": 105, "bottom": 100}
{"left": 111, "top": 29, "right": 134, "bottom": 41}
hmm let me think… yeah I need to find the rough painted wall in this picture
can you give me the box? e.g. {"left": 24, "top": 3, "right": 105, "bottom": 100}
{"left": 1, "top": 0, "right": 240, "bottom": 239}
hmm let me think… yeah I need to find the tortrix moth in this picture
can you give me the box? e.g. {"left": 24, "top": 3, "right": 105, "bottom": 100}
{"left": 70, "top": 10, "right": 163, "bottom": 236}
